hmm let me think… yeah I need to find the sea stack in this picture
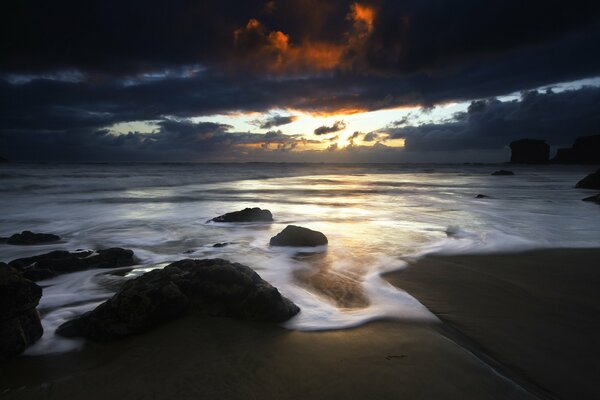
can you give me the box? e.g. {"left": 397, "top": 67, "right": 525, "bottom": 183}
{"left": 552, "top": 135, "right": 600, "bottom": 164}
{"left": 509, "top": 139, "right": 549, "bottom": 164}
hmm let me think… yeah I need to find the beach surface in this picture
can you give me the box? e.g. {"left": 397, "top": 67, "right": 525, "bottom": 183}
{"left": 2, "top": 248, "right": 599, "bottom": 399}
{"left": 386, "top": 248, "right": 600, "bottom": 400}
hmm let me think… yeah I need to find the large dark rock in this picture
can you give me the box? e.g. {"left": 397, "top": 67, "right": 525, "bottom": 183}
{"left": 576, "top": 169, "right": 600, "bottom": 190}
{"left": 491, "top": 170, "right": 515, "bottom": 176}
{"left": 212, "top": 207, "right": 273, "bottom": 222}
{"left": 56, "top": 258, "right": 300, "bottom": 341}
{"left": 5, "top": 231, "right": 60, "bottom": 245}
{"left": 509, "top": 139, "right": 549, "bottom": 164}
{"left": 270, "top": 225, "right": 328, "bottom": 247}
{"left": 582, "top": 194, "right": 600, "bottom": 204}
{"left": 0, "top": 263, "right": 43, "bottom": 359}
{"left": 0, "top": 156, "right": 8, "bottom": 163}
{"left": 552, "top": 135, "right": 600, "bottom": 164}
{"left": 9, "top": 248, "right": 136, "bottom": 281}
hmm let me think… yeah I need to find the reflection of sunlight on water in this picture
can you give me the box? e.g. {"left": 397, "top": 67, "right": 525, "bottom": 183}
{"left": 4, "top": 164, "right": 600, "bottom": 349}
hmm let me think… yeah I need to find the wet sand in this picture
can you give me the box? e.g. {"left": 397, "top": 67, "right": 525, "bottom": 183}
{"left": 2, "top": 248, "right": 599, "bottom": 399}
{"left": 385, "top": 248, "right": 600, "bottom": 400}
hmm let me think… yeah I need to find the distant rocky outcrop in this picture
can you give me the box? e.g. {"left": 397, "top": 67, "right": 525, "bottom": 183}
{"left": 0, "top": 156, "right": 8, "bottom": 163}
{"left": 2, "top": 231, "right": 61, "bottom": 246}
{"left": 9, "top": 248, "right": 136, "bottom": 281}
{"left": 509, "top": 139, "right": 549, "bottom": 164}
{"left": 491, "top": 170, "right": 515, "bottom": 176}
{"left": 576, "top": 169, "right": 600, "bottom": 189}
{"left": 552, "top": 135, "right": 600, "bottom": 164}
{"left": 0, "top": 263, "right": 43, "bottom": 359}
{"left": 582, "top": 194, "right": 600, "bottom": 204}
{"left": 270, "top": 225, "right": 328, "bottom": 247}
{"left": 56, "top": 258, "right": 300, "bottom": 341}
{"left": 212, "top": 208, "right": 273, "bottom": 222}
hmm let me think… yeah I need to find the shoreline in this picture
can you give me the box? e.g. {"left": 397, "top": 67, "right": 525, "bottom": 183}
{"left": 2, "top": 248, "right": 599, "bottom": 399}
{"left": 385, "top": 248, "right": 600, "bottom": 400}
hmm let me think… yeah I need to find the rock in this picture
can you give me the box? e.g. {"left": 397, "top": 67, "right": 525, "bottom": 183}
{"left": 5, "top": 231, "right": 61, "bottom": 245}
{"left": 509, "top": 139, "right": 549, "bottom": 164}
{"left": 0, "top": 156, "right": 8, "bottom": 163}
{"left": 211, "top": 207, "right": 273, "bottom": 222}
{"left": 575, "top": 169, "right": 600, "bottom": 189}
{"left": 56, "top": 258, "right": 300, "bottom": 341}
{"left": 582, "top": 194, "right": 600, "bottom": 204}
{"left": 212, "top": 242, "right": 229, "bottom": 248}
{"left": 9, "top": 248, "right": 136, "bottom": 281}
{"left": 0, "top": 263, "right": 43, "bottom": 359}
{"left": 270, "top": 225, "right": 328, "bottom": 247}
{"left": 475, "top": 194, "right": 490, "bottom": 199}
{"left": 552, "top": 135, "right": 600, "bottom": 164}
{"left": 491, "top": 170, "right": 515, "bottom": 176}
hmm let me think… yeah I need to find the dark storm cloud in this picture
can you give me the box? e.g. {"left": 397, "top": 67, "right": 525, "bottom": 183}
{"left": 252, "top": 114, "right": 298, "bottom": 129}
{"left": 387, "top": 86, "right": 600, "bottom": 152}
{"left": 314, "top": 121, "right": 346, "bottom": 135}
{"left": 2, "top": 0, "right": 600, "bottom": 161}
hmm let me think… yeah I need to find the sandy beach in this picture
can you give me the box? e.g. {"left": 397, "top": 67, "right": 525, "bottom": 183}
{"left": 2, "top": 248, "right": 599, "bottom": 399}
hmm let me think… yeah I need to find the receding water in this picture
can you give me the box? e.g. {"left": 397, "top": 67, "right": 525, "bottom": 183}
{"left": 1, "top": 163, "right": 599, "bottom": 354}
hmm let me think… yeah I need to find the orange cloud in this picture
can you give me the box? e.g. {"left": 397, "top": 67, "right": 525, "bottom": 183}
{"left": 232, "top": 3, "right": 376, "bottom": 74}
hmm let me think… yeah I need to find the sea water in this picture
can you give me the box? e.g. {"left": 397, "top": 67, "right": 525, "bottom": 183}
{"left": 1, "top": 163, "right": 599, "bottom": 354}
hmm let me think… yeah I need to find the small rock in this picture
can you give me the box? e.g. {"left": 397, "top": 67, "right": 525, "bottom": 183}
{"left": 213, "top": 242, "right": 229, "bottom": 248}
{"left": 491, "top": 170, "right": 515, "bottom": 176}
{"left": 6, "top": 231, "right": 60, "bottom": 245}
{"left": 0, "top": 263, "right": 43, "bottom": 359}
{"left": 56, "top": 258, "right": 300, "bottom": 341}
{"left": 475, "top": 194, "right": 490, "bottom": 199}
{"left": 9, "top": 248, "right": 136, "bottom": 281}
{"left": 270, "top": 225, "right": 328, "bottom": 247}
{"left": 575, "top": 169, "right": 600, "bottom": 189}
{"left": 212, "top": 208, "right": 273, "bottom": 222}
{"left": 582, "top": 194, "right": 600, "bottom": 204}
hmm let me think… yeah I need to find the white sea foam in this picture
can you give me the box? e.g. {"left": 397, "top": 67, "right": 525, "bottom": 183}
{"left": 2, "top": 163, "right": 599, "bottom": 354}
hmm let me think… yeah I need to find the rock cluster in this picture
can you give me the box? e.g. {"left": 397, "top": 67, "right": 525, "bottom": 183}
{"left": 0, "top": 263, "right": 43, "bottom": 359}
{"left": 552, "top": 135, "right": 600, "bottom": 164}
{"left": 575, "top": 169, "right": 600, "bottom": 190}
{"left": 9, "top": 248, "right": 135, "bottom": 281}
{"left": 491, "top": 170, "right": 515, "bottom": 176}
{"left": 270, "top": 225, "right": 328, "bottom": 247}
{"left": 57, "top": 258, "right": 300, "bottom": 341}
{"left": 2, "top": 231, "right": 60, "bottom": 245}
{"left": 212, "top": 208, "right": 273, "bottom": 222}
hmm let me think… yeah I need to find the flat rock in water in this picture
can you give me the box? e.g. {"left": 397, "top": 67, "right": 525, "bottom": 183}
{"left": 56, "top": 258, "right": 300, "bottom": 341}
{"left": 491, "top": 170, "right": 514, "bottom": 176}
{"left": 582, "top": 194, "right": 600, "bottom": 204}
{"left": 0, "top": 263, "right": 43, "bottom": 359}
{"left": 270, "top": 225, "right": 328, "bottom": 247}
{"left": 475, "top": 194, "right": 490, "bottom": 199}
{"left": 211, "top": 207, "right": 273, "bottom": 222}
{"left": 9, "top": 248, "right": 136, "bottom": 281}
{"left": 575, "top": 169, "right": 600, "bottom": 189}
{"left": 4, "top": 231, "right": 60, "bottom": 245}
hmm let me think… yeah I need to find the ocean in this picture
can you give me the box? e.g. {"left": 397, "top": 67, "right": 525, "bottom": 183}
{"left": 1, "top": 163, "right": 599, "bottom": 354}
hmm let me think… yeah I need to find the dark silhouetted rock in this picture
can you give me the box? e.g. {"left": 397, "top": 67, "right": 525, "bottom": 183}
{"left": 582, "top": 194, "right": 600, "bottom": 204}
{"left": 0, "top": 156, "right": 8, "bottom": 163}
{"left": 576, "top": 169, "right": 600, "bottom": 189}
{"left": 212, "top": 242, "right": 229, "bottom": 248}
{"left": 212, "top": 207, "right": 273, "bottom": 222}
{"left": 475, "top": 194, "right": 490, "bottom": 199}
{"left": 56, "top": 258, "right": 299, "bottom": 341}
{"left": 5, "top": 231, "right": 60, "bottom": 245}
{"left": 270, "top": 225, "right": 328, "bottom": 247}
{"left": 509, "top": 139, "right": 549, "bottom": 164}
{"left": 0, "top": 263, "right": 43, "bottom": 358}
{"left": 552, "top": 135, "right": 600, "bottom": 164}
{"left": 9, "top": 248, "right": 136, "bottom": 281}
{"left": 491, "top": 170, "right": 515, "bottom": 176}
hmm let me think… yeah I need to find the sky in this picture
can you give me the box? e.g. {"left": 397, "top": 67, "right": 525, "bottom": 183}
{"left": 1, "top": 0, "right": 600, "bottom": 163}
